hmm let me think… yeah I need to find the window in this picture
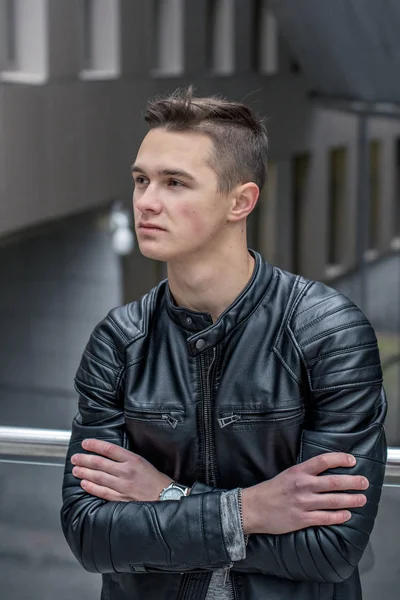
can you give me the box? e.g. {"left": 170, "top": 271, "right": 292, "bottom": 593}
{"left": 327, "top": 147, "right": 347, "bottom": 266}
{"left": 251, "top": 0, "right": 262, "bottom": 71}
{"left": 1, "top": 0, "right": 47, "bottom": 83}
{"left": 291, "top": 153, "right": 310, "bottom": 274}
{"left": 80, "top": 0, "right": 120, "bottom": 79}
{"left": 153, "top": 0, "right": 184, "bottom": 75}
{"left": 254, "top": 0, "right": 278, "bottom": 74}
{"left": 206, "top": 0, "right": 234, "bottom": 74}
{"left": 1, "top": 0, "right": 17, "bottom": 69}
{"left": 368, "top": 140, "right": 381, "bottom": 251}
{"left": 82, "top": 0, "right": 92, "bottom": 71}
{"left": 251, "top": 1, "right": 278, "bottom": 74}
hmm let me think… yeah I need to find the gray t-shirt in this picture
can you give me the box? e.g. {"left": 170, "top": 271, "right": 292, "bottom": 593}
{"left": 205, "top": 489, "right": 246, "bottom": 600}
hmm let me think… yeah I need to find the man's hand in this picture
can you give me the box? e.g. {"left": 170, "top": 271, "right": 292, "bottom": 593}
{"left": 242, "top": 452, "right": 369, "bottom": 535}
{"left": 71, "top": 439, "right": 173, "bottom": 502}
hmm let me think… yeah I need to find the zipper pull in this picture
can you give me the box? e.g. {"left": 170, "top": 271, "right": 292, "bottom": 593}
{"left": 224, "top": 562, "right": 234, "bottom": 586}
{"left": 218, "top": 414, "right": 241, "bottom": 428}
{"left": 162, "top": 414, "right": 178, "bottom": 429}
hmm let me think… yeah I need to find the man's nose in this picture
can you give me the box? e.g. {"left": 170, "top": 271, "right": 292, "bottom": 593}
{"left": 134, "top": 185, "right": 162, "bottom": 213}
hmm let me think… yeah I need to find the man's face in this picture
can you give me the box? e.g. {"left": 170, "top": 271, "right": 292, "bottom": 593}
{"left": 132, "top": 128, "right": 232, "bottom": 263}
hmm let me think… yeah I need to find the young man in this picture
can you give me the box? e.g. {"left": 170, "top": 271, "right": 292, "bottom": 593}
{"left": 61, "top": 88, "right": 387, "bottom": 600}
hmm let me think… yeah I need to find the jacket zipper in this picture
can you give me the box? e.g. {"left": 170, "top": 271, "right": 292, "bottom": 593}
{"left": 179, "top": 574, "right": 192, "bottom": 600}
{"left": 201, "top": 347, "right": 217, "bottom": 486}
{"left": 202, "top": 347, "right": 236, "bottom": 600}
{"left": 125, "top": 410, "right": 179, "bottom": 429}
{"left": 218, "top": 407, "right": 304, "bottom": 428}
{"left": 180, "top": 346, "right": 237, "bottom": 600}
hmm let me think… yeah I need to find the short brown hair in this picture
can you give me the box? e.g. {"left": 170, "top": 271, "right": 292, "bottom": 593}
{"left": 144, "top": 86, "right": 268, "bottom": 195}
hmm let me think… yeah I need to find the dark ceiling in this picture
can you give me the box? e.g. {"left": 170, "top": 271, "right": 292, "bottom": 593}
{"left": 272, "top": 0, "right": 400, "bottom": 105}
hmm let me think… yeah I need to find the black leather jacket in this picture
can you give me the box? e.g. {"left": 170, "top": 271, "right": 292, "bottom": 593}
{"left": 61, "top": 252, "right": 387, "bottom": 600}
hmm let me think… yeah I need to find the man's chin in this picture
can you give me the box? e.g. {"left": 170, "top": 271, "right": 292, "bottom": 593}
{"left": 138, "top": 240, "right": 196, "bottom": 263}
{"left": 138, "top": 244, "right": 172, "bottom": 263}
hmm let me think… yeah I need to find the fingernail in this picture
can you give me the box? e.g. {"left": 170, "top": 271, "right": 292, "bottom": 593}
{"left": 349, "top": 455, "right": 356, "bottom": 466}
{"left": 362, "top": 478, "right": 369, "bottom": 489}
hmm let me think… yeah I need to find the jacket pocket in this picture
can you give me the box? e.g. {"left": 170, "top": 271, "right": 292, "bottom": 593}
{"left": 125, "top": 406, "right": 185, "bottom": 429}
{"left": 217, "top": 406, "right": 304, "bottom": 429}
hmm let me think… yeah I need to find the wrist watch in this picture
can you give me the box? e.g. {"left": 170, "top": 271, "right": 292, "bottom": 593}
{"left": 159, "top": 481, "right": 190, "bottom": 501}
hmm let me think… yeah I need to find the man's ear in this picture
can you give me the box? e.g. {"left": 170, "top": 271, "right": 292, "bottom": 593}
{"left": 227, "top": 183, "right": 260, "bottom": 223}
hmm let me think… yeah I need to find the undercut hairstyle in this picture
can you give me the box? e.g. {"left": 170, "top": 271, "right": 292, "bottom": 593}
{"left": 144, "top": 86, "right": 268, "bottom": 195}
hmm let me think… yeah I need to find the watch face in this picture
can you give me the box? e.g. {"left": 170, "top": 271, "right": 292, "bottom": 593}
{"left": 162, "top": 487, "right": 184, "bottom": 500}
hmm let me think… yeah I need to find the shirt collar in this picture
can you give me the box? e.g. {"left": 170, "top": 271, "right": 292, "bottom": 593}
{"left": 165, "top": 251, "right": 274, "bottom": 355}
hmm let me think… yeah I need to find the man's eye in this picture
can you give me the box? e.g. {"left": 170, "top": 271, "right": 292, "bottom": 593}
{"left": 168, "top": 179, "right": 184, "bottom": 187}
{"left": 134, "top": 177, "right": 147, "bottom": 186}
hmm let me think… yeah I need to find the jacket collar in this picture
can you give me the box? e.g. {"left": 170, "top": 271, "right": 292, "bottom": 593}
{"left": 165, "top": 251, "right": 274, "bottom": 356}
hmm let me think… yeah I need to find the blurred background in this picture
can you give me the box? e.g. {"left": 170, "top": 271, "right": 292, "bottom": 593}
{"left": 0, "top": 0, "right": 400, "bottom": 598}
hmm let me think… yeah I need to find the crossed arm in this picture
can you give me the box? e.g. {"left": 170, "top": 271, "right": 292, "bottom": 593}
{"left": 71, "top": 438, "right": 175, "bottom": 503}
{"left": 61, "top": 297, "right": 387, "bottom": 582}
{"left": 62, "top": 387, "right": 386, "bottom": 581}
{"left": 70, "top": 439, "right": 368, "bottom": 534}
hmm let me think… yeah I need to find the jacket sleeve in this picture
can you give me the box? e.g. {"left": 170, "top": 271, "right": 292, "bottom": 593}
{"left": 60, "top": 310, "right": 231, "bottom": 574}
{"left": 193, "top": 284, "right": 387, "bottom": 584}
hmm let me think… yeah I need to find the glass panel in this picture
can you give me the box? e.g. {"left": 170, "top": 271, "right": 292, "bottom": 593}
{"left": 0, "top": 462, "right": 101, "bottom": 599}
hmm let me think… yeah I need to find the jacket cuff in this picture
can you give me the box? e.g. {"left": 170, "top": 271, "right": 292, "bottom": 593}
{"left": 190, "top": 481, "right": 221, "bottom": 494}
{"left": 220, "top": 489, "right": 246, "bottom": 562}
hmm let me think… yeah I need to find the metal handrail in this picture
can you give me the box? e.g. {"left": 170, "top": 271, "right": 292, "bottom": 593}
{"left": 0, "top": 426, "right": 71, "bottom": 465}
{"left": 0, "top": 426, "right": 400, "bottom": 470}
